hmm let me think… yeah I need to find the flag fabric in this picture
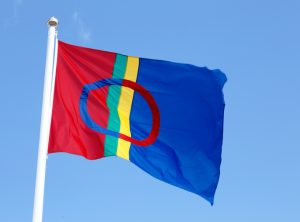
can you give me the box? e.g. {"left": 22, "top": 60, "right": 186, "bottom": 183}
{"left": 48, "top": 41, "right": 227, "bottom": 204}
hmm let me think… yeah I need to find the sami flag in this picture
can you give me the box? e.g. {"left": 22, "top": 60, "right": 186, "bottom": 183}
{"left": 48, "top": 41, "right": 226, "bottom": 204}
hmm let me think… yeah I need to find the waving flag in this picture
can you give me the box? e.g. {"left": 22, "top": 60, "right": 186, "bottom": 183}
{"left": 48, "top": 41, "right": 226, "bottom": 204}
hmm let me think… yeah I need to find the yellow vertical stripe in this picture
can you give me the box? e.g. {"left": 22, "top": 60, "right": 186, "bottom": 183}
{"left": 116, "top": 56, "right": 139, "bottom": 160}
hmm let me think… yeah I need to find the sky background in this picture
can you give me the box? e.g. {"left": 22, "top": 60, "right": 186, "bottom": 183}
{"left": 1, "top": 0, "right": 300, "bottom": 221}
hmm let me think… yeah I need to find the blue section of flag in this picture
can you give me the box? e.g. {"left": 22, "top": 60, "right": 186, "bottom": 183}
{"left": 129, "top": 58, "right": 226, "bottom": 204}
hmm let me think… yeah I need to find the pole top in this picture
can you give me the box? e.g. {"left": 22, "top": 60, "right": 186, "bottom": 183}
{"left": 47, "top": 16, "right": 58, "bottom": 28}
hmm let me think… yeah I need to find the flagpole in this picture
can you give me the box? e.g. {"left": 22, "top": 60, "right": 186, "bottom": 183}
{"left": 32, "top": 17, "right": 58, "bottom": 222}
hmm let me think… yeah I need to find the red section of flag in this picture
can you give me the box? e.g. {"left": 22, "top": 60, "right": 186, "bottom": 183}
{"left": 48, "top": 41, "right": 116, "bottom": 159}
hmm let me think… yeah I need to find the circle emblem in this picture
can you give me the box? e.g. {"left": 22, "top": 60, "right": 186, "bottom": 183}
{"left": 79, "top": 78, "right": 160, "bottom": 146}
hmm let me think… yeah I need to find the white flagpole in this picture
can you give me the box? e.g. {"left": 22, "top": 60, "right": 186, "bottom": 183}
{"left": 32, "top": 17, "right": 58, "bottom": 222}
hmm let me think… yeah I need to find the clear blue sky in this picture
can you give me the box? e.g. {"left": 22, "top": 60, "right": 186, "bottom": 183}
{"left": 1, "top": 0, "right": 299, "bottom": 221}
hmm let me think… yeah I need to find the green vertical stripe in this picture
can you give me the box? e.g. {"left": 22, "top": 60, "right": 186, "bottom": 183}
{"left": 104, "top": 54, "right": 127, "bottom": 156}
